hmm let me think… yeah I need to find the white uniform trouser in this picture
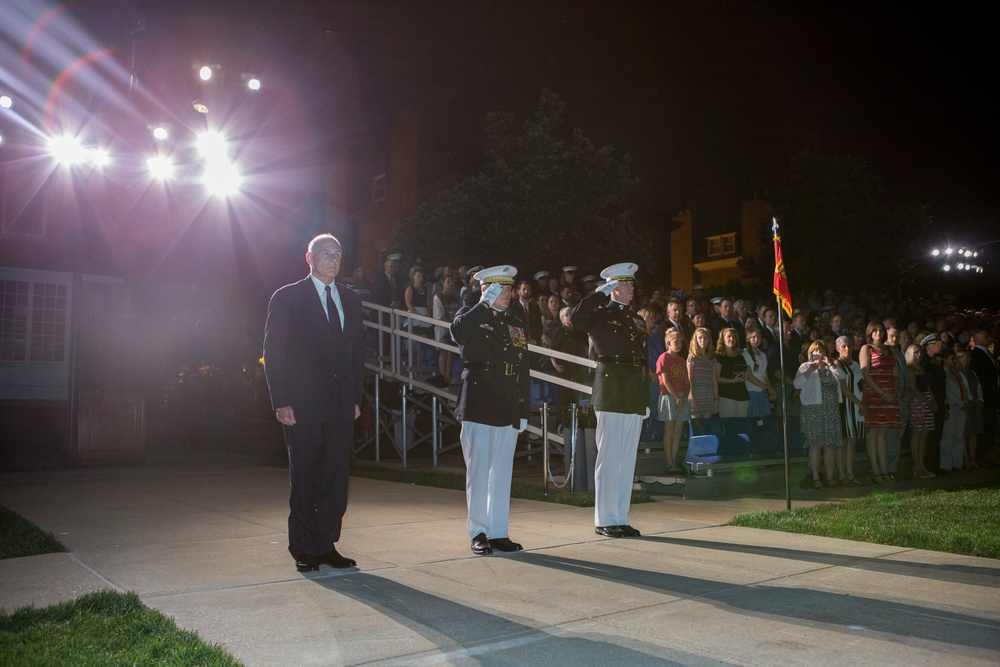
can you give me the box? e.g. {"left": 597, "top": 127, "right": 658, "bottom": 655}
{"left": 594, "top": 410, "right": 643, "bottom": 527}
{"left": 460, "top": 421, "right": 517, "bottom": 539}
{"left": 940, "top": 408, "right": 966, "bottom": 470}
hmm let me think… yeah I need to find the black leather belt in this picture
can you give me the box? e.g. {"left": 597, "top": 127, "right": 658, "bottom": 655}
{"left": 462, "top": 361, "right": 517, "bottom": 376}
{"left": 597, "top": 355, "right": 644, "bottom": 366}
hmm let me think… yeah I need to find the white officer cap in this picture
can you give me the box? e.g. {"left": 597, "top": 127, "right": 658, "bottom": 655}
{"left": 562, "top": 266, "right": 578, "bottom": 273}
{"left": 386, "top": 253, "right": 402, "bottom": 261}
{"left": 581, "top": 274, "right": 596, "bottom": 283}
{"left": 711, "top": 296, "right": 723, "bottom": 305}
{"left": 475, "top": 265, "right": 517, "bottom": 285}
{"left": 533, "top": 270, "right": 550, "bottom": 281}
{"left": 599, "top": 262, "right": 638, "bottom": 282}
{"left": 467, "top": 265, "right": 484, "bottom": 274}
{"left": 920, "top": 333, "right": 941, "bottom": 347}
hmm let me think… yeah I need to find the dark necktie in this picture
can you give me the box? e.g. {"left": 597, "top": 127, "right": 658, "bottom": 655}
{"left": 325, "top": 285, "right": 342, "bottom": 335}
{"left": 523, "top": 302, "right": 531, "bottom": 339}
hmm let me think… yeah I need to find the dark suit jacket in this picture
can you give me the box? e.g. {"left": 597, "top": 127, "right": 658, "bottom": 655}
{"left": 511, "top": 299, "right": 544, "bottom": 343}
{"left": 451, "top": 303, "right": 530, "bottom": 428}
{"left": 263, "top": 276, "right": 365, "bottom": 424}
{"left": 971, "top": 346, "right": 1000, "bottom": 403}
{"left": 711, "top": 316, "right": 745, "bottom": 346}
{"left": 372, "top": 271, "right": 404, "bottom": 308}
{"left": 666, "top": 318, "right": 692, "bottom": 342}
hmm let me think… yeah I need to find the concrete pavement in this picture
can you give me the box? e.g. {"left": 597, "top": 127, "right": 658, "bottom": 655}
{"left": 1, "top": 452, "right": 999, "bottom": 666}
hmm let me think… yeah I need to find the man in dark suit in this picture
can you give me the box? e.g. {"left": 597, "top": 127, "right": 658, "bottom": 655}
{"left": 711, "top": 297, "right": 744, "bottom": 345}
{"left": 263, "top": 234, "right": 365, "bottom": 573}
{"left": 511, "top": 278, "right": 543, "bottom": 344}
{"left": 372, "top": 252, "right": 405, "bottom": 308}
{"left": 788, "top": 311, "right": 808, "bottom": 363}
{"left": 451, "top": 266, "right": 530, "bottom": 555}
{"left": 665, "top": 298, "right": 691, "bottom": 345}
{"left": 570, "top": 262, "right": 647, "bottom": 539}
{"left": 970, "top": 329, "right": 999, "bottom": 466}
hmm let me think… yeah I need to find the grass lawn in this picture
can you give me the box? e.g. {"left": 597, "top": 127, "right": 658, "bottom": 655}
{"left": 351, "top": 462, "right": 653, "bottom": 507}
{"left": 729, "top": 486, "right": 1000, "bottom": 559}
{"left": 0, "top": 590, "right": 240, "bottom": 666}
{"left": 0, "top": 505, "right": 66, "bottom": 560}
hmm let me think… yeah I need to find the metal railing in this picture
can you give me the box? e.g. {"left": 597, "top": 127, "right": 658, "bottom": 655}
{"left": 357, "top": 300, "right": 598, "bottom": 491}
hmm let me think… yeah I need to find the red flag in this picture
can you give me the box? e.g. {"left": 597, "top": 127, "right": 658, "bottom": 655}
{"left": 773, "top": 235, "right": 793, "bottom": 318}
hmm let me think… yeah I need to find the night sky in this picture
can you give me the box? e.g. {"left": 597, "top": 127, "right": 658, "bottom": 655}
{"left": 43, "top": 0, "right": 1000, "bottom": 248}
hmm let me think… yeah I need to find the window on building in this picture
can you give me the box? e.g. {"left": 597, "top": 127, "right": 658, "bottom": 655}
{"left": 707, "top": 232, "right": 737, "bottom": 257}
{"left": 372, "top": 172, "right": 387, "bottom": 204}
{"left": 0, "top": 279, "right": 68, "bottom": 362}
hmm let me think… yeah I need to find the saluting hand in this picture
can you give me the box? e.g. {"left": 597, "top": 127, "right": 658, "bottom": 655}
{"left": 480, "top": 282, "right": 503, "bottom": 306}
{"left": 598, "top": 280, "right": 619, "bottom": 296}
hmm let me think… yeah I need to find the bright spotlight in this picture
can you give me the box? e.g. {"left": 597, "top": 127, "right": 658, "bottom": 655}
{"left": 957, "top": 263, "right": 965, "bottom": 270}
{"left": 49, "top": 136, "right": 87, "bottom": 165}
{"left": 931, "top": 249, "right": 940, "bottom": 256}
{"left": 146, "top": 155, "right": 174, "bottom": 180}
{"left": 942, "top": 264, "right": 951, "bottom": 272}
{"left": 195, "top": 131, "right": 227, "bottom": 160}
{"left": 192, "top": 99, "right": 209, "bottom": 114}
{"left": 0, "top": 94, "right": 12, "bottom": 109}
{"left": 247, "top": 78, "right": 261, "bottom": 91}
{"left": 199, "top": 66, "right": 213, "bottom": 81}
{"left": 944, "top": 248, "right": 953, "bottom": 255}
{"left": 89, "top": 148, "right": 111, "bottom": 167}
{"left": 152, "top": 126, "right": 169, "bottom": 141}
{"left": 203, "top": 160, "right": 241, "bottom": 196}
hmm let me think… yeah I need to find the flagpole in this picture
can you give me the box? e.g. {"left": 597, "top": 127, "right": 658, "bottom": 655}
{"left": 772, "top": 218, "right": 792, "bottom": 511}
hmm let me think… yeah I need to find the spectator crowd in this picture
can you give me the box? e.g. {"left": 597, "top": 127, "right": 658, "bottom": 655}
{"left": 351, "top": 255, "right": 1000, "bottom": 483}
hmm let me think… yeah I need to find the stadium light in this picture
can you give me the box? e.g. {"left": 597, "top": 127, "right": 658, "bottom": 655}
{"left": 203, "top": 160, "right": 241, "bottom": 196}
{"left": 49, "top": 136, "right": 87, "bottom": 165}
{"left": 195, "top": 131, "right": 227, "bottom": 160}
{"left": 146, "top": 155, "right": 174, "bottom": 180}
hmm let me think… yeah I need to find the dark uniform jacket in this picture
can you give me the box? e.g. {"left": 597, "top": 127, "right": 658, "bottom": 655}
{"left": 450, "top": 302, "right": 531, "bottom": 428}
{"left": 569, "top": 291, "right": 647, "bottom": 414}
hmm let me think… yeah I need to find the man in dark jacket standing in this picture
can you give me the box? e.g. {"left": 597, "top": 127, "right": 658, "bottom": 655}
{"left": 570, "top": 262, "right": 647, "bottom": 539}
{"left": 451, "top": 265, "right": 530, "bottom": 555}
{"left": 263, "top": 234, "right": 364, "bottom": 572}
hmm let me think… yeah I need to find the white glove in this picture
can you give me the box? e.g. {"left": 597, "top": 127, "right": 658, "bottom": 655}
{"left": 644, "top": 407, "right": 650, "bottom": 419}
{"left": 518, "top": 418, "right": 528, "bottom": 432}
{"left": 480, "top": 283, "right": 503, "bottom": 306}
{"left": 598, "top": 279, "right": 620, "bottom": 296}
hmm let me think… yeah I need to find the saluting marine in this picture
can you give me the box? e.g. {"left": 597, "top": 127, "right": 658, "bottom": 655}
{"left": 570, "top": 262, "right": 648, "bottom": 538}
{"left": 451, "top": 265, "right": 531, "bottom": 555}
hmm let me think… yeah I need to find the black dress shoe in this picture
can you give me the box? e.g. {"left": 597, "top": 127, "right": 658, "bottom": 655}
{"left": 471, "top": 532, "right": 493, "bottom": 555}
{"left": 616, "top": 525, "right": 641, "bottom": 537}
{"left": 595, "top": 526, "right": 625, "bottom": 538}
{"left": 295, "top": 556, "right": 319, "bottom": 572}
{"left": 488, "top": 537, "right": 523, "bottom": 552}
{"left": 317, "top": 547, "right": 356, "bottom": 569}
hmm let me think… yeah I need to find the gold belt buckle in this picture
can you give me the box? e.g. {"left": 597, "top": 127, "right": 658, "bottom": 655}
{"left": 504, "top": 362, "right": 515, "bottom": 375}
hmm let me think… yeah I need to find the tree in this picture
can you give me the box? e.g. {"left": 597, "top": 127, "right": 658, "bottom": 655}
{"left": 396, "top": 90, "right": 644, "bottom": 274}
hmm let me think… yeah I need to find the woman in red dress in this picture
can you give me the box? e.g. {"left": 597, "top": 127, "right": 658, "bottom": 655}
{"left": 860, "top": 321, "right": 902, "bottom": 483}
